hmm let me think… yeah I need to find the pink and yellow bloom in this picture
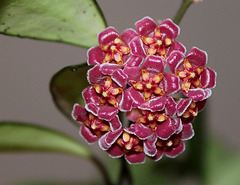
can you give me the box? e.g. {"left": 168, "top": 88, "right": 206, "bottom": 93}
{"left": 72, "top": 104, "right": 121, "bottom": 143}
{"left": 71, "top": 17, "right": 217, "bottom": 164}
{"left": 126, "top": 96, "right": 181, "bottom": 140}
{"left": 130, "top": 17, "right": 186, "bottom": 58}
{"left": 144, "top": 121, "right": 194, "bottom": 160}
{"left": 167, "top": 47, "right": 216, "bottom": 101}
{"left": 88, "top": 27, "right": 143, "bottom": 67}
{"left": 176, "top": 98, "right": 207, "bottom": 124}
{"left": 83, "top": 64, "right": 132, "bottom": 121}
{"left": 99, "top": 128, "right": 145, "bottom": 164}
{"left": 124, "top": 55, "right": 180, "bottom": 106}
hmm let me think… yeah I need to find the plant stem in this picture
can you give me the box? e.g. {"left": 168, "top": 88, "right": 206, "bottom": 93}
{"left": 117, "top": 157, "right": 133, "bottom": 185}
{"left": 173, "top": 0, "right": 194, "bottom": 25}
{"left": 186, "top": 109, "right": 207, "bottom": 184}
{"left": 91, "top": 155, "right": 113, "bottom": 185}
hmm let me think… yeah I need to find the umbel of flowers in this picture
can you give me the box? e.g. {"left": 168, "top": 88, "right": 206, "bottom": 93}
{"left": 72, "top": 17, "right": 216, "bottom": 164}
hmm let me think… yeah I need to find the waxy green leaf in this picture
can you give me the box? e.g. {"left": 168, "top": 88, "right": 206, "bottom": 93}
{"left": 0, "top": 121, "right": 91, "bottom": 158}
{"left": 0, "top": 0, "right": 106, "bottom": 47}
{"left": 50, "top": 63, "right": 91, "bottom": 125}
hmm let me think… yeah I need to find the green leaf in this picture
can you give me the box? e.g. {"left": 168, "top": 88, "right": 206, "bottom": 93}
{"left": 205, "top": 137, "right": 240, "bottom": 185}
{"left": 0, "top": 0, "right": 106, "bottom": 47}
{"left": 50, "top": 63, "right": 91, "bottom": 125}
{"left": 11, "top": 181, "right": 100, "bottom": 185}
{"left": 0, "top": 121, "right": 91, "bottom": 158}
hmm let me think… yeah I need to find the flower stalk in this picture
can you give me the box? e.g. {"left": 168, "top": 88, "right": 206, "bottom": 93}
{"left": 91, "top": 155, "right": 113, "bottom": 185}
{"left": 173, "top": 0, "right": 196, "bottom": 25}
{"left": 117, "top": 157, "right": 133, "bottom": 185}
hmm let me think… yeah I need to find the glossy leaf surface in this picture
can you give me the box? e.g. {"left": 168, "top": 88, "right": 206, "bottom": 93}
{"left": 50, "top": 63, "right": 91, "bottom": 125}
{"left": 0, "top": 0, "right": 106, "bottom": 47}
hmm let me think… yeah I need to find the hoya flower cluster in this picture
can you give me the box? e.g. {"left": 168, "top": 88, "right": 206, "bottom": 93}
{"left": 72, "top": 17, "right": 216, "bottom": 164}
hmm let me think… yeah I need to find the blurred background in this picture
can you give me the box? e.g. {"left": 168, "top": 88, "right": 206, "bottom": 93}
{"left": 0, "top": 0, "right": 239, "bottom": 184}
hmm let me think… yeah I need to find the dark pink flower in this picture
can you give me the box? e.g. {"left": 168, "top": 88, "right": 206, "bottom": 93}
{"left": 124, "top": 55, "right": 180, "bottom": 105}
{"left": 126, "top": 96, "right": 181, "bottom": 140}
{"left": 71, "top": 16, "right": 217, "bottom": 164}
{"left": 167, "top": 47, "right": 217, "bottom": 101}
{"left": 144, "top": 122, "right": 194, "bottom": 160}
{"left": 84, "top": 64, "right": 132, "bottom": 121}
{"left": 88, "top": 27, "right": 143, "bottom": 67}
{"left": 127, "top": 110, "right": 182, "bottom": 140}
{"left": 72, "top": 104, "right": 121, "bottom": 144}
{"left": 176, "top": 98, "right": 207, "bottom": 124}
{"left": 130, "top": 17, "right": 186, "bottom": 58}
{"left": 99, "top": 128, "right": 145, "bottom": 164}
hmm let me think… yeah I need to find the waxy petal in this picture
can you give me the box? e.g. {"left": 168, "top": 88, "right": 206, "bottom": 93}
{"left": 80, "top": 124, "right": 98, "bottom": 144}
{"left": 165, "top": 97, "right": 177, "bottom": 117}
{"left": 87, "top": 65, "right": 106, "bottom": 85}
{"left": 167, "top": 51, "right": 185, "bottom": 73}
{"left": 125, "top": 55, "right": 143, "bottom": 67}
{"left": 87, "top": 46, "right": 105, "bottom": 65}
{"left": 126, "top": 109, "right": 142, "bottom": 122}
{"left": 159, "top": 19, "right": 180, "bottom": 40}
{"left": 152, "top": 149, "right": 164, "bottom": 161}
{"left": 166, "top": 41, "right": 186, "bottom": 57}
{"left": 181, "top": 123, "right": 194, "bottom": 140}
{"left": 98, "top": 105, "right": 119, "bottom": 121}
{"left": 176, "top": 98, "right": 192, "bottom": 116}
{"left": 186, "top": 47, "right": 208, "bottom": 67}
{"left": 129, "top": 36, "right": 146, "bottom": 57}
{"left": 128, "top": 87, "right": 145, "bottom": 107}
{"left": 100, "top": 63, "right": 122, "bottom": 75}
{"left": 197, "top": 99, "right": 207, "bottom": 112}
{"left": 200, "top": 67, "right": 217, "bottom": 89}
{"left": 107, "top": 144, "right": 124, "bottom": 158}
{"left": 156, "top": 118, "right": 181, "bottom": 140}
{"left": 163, "top": 73, "right": 180, "bottom": 95}
{"left": 125, "top": 152, "right": 145, "bottom": 164}
{"left": 123, "top": 66, "right": 142, "bottom": 82}
{"left": 185, "top": 88, "right": 212, "bottom": 102}
{"left": 72, "top": 104, "right": 88, "bottom": 122}
{"left": 139, "top": 96, "right": 166, "bottom": 111}
{"left": 120, "top": 28, "right": 138, "bottom": 44}
{"left": 144, "top": 136, "right": 157, "bottom": 157}
{"left": 98, "top": 27, "right": 119, "bottom": 45}
{"left": 175, "top": 118, "right": 183, "bottom": 134}
{"left": 98, "top": 133, "right": 109, "bottom": 150}
{"left": 124, "top": 124, "right": 136, "bottom": 135}
{"left": 112, "top": 69, "right": 128, "bottom": 87}
{"left": 85, "top": 103, "right": 99, "bottom": 116}
{"left": 119, "top": 90, "right": 133, "bottom": 112}
{"left": 82, "top": 86, "right": 99, "bottom": 105}
{"left": 135, "top": 17, "right": 157, "bottom": 36}
{"left": 106, "top": 129, "right": 123, "bottom": 146}
{"left": 135, "top": 122, "right": 153, "bottom": 140}
{"left": 99, "top": 129, "right": 123, "bottom": 150}
{"left": 165, "top": 140, "right": 185, "bottom": 158}
{"left": 109, "top": 116, "right": 122, "bottom": 131}
{"left": 142, "top": 55, "right": 165, "bottom": 74}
